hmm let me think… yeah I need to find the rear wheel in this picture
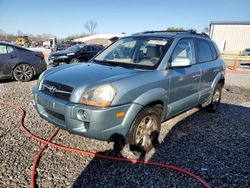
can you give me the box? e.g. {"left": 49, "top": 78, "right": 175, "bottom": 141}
{"left": 204, "top": 83, "right": 222, "bottom": 112}
{"left": 128, "top": 107, "right": 161, "bottom": 153}
{"left": 13, "top": 64, "right": 34, "bottom": 82}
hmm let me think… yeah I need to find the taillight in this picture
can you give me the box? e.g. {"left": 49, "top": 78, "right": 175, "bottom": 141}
{"left": 36, "top": 53, "right": 44, "bottom": 59}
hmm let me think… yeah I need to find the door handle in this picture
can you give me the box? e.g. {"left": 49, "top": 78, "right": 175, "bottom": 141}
{"left": 10, "top": 55, "right": 16, "bottom": 59}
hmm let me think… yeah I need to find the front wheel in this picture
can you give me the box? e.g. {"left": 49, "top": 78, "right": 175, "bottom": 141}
{"left": 128, "top": 107, "right": 161, "bottom": 153}
{"left": 70, "top": 58, "right": 79, "bottom": 63}
{"left": 204, "top": 83, "right": 222, "bottom": 113}
{"left": 13, "top": 64, "right": 34, "bottom": 82}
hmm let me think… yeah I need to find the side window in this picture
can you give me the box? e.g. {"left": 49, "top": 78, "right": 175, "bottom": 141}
{"left": 87, "top": 46, "right": 93, "bottom": 52}
{"left": 197, "top": 40, "right": 213, "bottom": 63}
{"left": 172, "top": 39, "right": 194, "bottom": 63}
{"left": 209, "top": 42, "right": 218, "bottom": 60}
{"left": 93, "top": 46, "right": 100, "bottom": 51}
{"left": 0, "top": 45, "right": 7, "bottom": 54}
{"left": 81, "top": 46, "right": 88, "bottom": 52}
{"left": 7, "top": 46, "right": 14, "bottom": 53}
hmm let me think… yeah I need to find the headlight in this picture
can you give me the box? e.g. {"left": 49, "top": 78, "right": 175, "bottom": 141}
{"left": 80, "top": 84, "right": 117, "bottom": 107}
{"left": 37, "top": 71, "right": 45, "bottom": 90}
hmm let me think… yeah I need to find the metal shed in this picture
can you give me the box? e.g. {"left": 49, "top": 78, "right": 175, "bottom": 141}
{"left": 209, "top": 21, "right": 250, "bottom": 53}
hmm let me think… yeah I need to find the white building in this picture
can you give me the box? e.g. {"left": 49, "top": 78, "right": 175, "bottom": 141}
{"left": 209, "top": 21, "right": 250, "bottom": 53}
{"left": 74, "top": 34, "right": 128, "bottom": 46}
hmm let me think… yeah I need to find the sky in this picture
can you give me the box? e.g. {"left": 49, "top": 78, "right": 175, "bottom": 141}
{"left": 0, "top": 0, "right": 249, "bottom": 38}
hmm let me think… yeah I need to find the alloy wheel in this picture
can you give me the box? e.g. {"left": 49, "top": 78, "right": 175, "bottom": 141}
{"left": 14, "top": 64, "right": 33, "bottom": 81}
{"left": 135, "top": 115, "right": 158, "bottom": 152}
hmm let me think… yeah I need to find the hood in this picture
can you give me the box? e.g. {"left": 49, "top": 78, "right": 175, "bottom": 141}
{"left": 43, "top": 62, "right": 140, "bottom": 89}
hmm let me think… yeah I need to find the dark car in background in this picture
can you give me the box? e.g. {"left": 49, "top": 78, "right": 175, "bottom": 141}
{"left": 51, "top": 43, "right": 73, "bottom": 53}
{"left": 48, "top": 44, "right": 104, "bottom": 66}
{"left": 0, "top": 41, "right": 47, "bottom": 82}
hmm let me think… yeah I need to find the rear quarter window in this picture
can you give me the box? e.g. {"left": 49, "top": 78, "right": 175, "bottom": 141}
{"left": 208, "top": 42, "right": 218, "bottom": 60}
{"left": 196, "top": 39, "right": 213, "bottom": 63}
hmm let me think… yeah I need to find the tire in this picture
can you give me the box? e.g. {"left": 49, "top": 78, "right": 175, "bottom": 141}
{"left": 128, "top": 107, "right": 161, "bottom": 153}
{"left": 13, "top": 64, "right": 34, "bottom": 82}
{"left": 204, "top": 83, "right": 222, "bottom": 113}
{"left": 70, "top": 58, "right": 79, "bottom": 64}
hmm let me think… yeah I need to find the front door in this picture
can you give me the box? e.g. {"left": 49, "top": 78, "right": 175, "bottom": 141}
{"left": 167, "top": 38, "right": 201, "bottom": 117}
{"left": 80, "top": 46, "right": 94, "bottom": 61}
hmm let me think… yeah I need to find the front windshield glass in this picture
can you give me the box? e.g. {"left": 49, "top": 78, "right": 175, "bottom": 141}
{"left": 66, "top": 44, "right": 84, "bottom": 52}
{"left": 94, "top": 37, "right": 170, "bottom": 68}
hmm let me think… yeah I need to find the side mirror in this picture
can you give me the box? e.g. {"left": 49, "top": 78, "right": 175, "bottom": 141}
{"left": 171, "top": 58, "right": 192, "bottom": 68}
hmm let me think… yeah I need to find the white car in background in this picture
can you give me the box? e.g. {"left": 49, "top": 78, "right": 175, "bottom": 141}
{"left": 43, "top": 37, "right": 57, "bottom": 49}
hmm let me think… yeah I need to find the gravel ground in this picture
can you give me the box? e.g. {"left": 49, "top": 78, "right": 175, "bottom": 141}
{"left": 0, "top": 77, "right": 250, "bottom": 187}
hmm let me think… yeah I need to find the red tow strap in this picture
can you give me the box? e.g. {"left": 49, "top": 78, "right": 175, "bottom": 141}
{"left": 0, "top": 101, "right": 211, "bottom": 188}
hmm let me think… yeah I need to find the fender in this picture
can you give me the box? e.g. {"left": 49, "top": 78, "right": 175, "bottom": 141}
{"left": 119, "top": 88, "right": 168, "bottom": 135}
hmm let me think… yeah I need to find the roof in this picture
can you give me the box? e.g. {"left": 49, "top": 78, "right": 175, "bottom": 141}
{"left": 0, "top": 41, "right": 30, "bottom": 50}
{"left": 129, "top": 30, "right": 210, "bottom": 39}
{"left": 130, "top": 32, "right": 176, "bottom": 38}
{"left": 210, "top": 21, "right": 250, "bottom": 25}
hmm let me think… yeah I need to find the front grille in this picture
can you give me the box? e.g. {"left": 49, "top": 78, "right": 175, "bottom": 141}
{"left": 41, "top": 80, "right": 73, "bottom": 101}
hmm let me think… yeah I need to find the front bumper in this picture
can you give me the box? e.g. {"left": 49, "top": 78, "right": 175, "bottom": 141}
{"left": 32, "top": 87, "right": 142, "bottom": 141}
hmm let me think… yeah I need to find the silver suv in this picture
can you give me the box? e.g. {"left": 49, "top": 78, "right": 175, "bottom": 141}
{"left": 32, "top": 30, "right": 225, "bottom": 153}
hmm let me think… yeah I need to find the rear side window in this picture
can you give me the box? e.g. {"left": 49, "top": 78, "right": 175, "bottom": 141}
{"left": 7, "top": 46, "right": 14, "bottom": 53}
{"left": 196, "top": 40, "right": 213, "bottom": 63}
{"left": 209, "top": 42, "right": 218, "bottom": 60}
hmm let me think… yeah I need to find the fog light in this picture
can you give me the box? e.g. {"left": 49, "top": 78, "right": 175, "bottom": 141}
{"left": 116, "top": 112, "right": 125, "bottom": 118}
{"left": 77, "top": 110, "right": 87, "bottom": 120}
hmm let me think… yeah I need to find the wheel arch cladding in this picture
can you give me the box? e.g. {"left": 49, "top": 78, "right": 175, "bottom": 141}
{"left": 133, "top": 88, "right": 167, "bottom": 119}
{"left": 211, "top": 72, "right": 225, "bottom": 90}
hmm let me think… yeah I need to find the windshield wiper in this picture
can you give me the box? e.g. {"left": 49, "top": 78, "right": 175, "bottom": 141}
{"left": 92, "top": 59, "right": 115, "bottom": 66}
{"left": 92, "top": 59, "right": 135, "bottom": 69}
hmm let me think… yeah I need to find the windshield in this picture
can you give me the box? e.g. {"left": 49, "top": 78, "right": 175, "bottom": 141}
{"left": 94, "top": 37, "right": 170, "bottom": 68}
{"left": 66, "top": 44, "right": 84, "bottom": 52}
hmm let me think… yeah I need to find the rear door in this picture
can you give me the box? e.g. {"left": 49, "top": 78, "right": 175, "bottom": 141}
{"left": 168, "top": 38, "right": 201, "bottom": 117}
{"left": 0, "top": 44, "right": 15, "bottom": 79}
{"left": 195, "top": 39, "right": 220, "bottom": 103}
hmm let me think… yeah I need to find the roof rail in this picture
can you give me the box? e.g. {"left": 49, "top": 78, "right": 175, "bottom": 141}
{"left": 134, "top": 29, "right": 210, "bottom": 38}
